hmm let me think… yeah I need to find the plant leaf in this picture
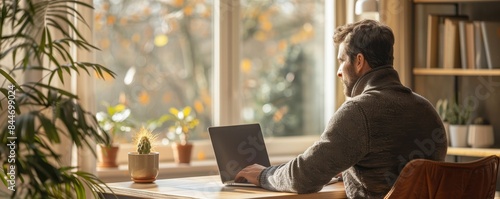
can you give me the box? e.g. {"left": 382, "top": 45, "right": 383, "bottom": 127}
{"left": 170, "top": 107, "right": 179, "bottom": 116}
{"left": 0, "top": 68, "right": 23, "bottom": 92}
{"left": 38, "top": 114, "right": 59, "bottom": 143}
{"left": 183, "top": 106, "right": 192, "bottom": 117}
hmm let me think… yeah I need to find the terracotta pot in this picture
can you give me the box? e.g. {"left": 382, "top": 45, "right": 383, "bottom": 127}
{"left": 99, "top": 145, "right": 119, "bottom": 168}
{"left": 128, "top": 152, "right": 159, "bottom": 183}
{"left": 172, "top": 143, "right": 193, "bottom": 164}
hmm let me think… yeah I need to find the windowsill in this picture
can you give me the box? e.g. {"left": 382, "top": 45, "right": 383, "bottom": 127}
{"left": 97, "top": 135, "right": 320, "bottom": 183}
{"left": 97, "top": 155, "right": 297, "bottom": 183}
{"left": 97, "top": 159, "right": 218, "bottom": 183}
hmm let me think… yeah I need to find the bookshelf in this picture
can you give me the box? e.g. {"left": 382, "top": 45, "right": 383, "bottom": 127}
{"left": 447, "top": 147, "right": 500, "bottom": 157}
{"left": 415, "top": 0, "right": 500, "bottom": 3}
{"left": 414, "top": 68, "right": 500, "bottom": 76}
{"left": 411, "top": 0, "right": 500, "bottom": 149}
{"left": 413, "top": 0, "right": 500, "bottom": 73}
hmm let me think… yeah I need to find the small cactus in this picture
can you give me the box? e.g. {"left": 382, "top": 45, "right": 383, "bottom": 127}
{"left": 137, "top": 136, "right": 151, "bottom": 154}
{"left": 134, "top": 127, "right": 157, "bottom": 154}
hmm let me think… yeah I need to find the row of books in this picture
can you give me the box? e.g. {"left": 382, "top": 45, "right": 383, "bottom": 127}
{"left": 426, "top": 15, "right": 500, "bottom": 69}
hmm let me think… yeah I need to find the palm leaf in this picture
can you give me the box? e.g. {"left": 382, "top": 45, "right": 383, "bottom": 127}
{"left": 0, "top": 68, "right": 22, "bottom": 91}
{"left": 38, "top": 114, "right": 60, "bottom": 143}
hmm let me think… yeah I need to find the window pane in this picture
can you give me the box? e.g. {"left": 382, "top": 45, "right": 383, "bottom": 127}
{"left": 240, "top": 0, "right": 325, "bottom": 136}
{"left": 93, "top": 0, "right": 213, "bottom": 142}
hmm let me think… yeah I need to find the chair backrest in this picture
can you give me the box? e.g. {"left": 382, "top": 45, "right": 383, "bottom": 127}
{"left": 384, "top": 155, "right": 500, "bottom": 199}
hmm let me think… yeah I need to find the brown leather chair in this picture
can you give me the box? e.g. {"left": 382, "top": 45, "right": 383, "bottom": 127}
{"left": 384, "top": 155, "right": 500, "bottom": 199}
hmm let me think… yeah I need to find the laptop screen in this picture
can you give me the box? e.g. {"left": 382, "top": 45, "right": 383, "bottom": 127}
{"left": 208, "top": 123, "right": 271, "bottom": 183}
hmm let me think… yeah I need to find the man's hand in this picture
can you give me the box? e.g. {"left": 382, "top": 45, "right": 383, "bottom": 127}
{"left": 234, "top": 164, "right": 266, "bottom": 186}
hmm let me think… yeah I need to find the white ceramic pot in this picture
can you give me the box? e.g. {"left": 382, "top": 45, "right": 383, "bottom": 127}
{"left": 128, "top": 152, "right": 159, "bottom": 183}
{"left": 467, "top": 125, "right": 494, "bottom": 148}
{"left": 449, "top": 125, "right": 468, "bottom": 147}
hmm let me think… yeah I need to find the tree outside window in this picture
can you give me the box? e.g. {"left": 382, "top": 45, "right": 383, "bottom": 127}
{"left": 94, "top": 0, "right": 325, "bottom": 142}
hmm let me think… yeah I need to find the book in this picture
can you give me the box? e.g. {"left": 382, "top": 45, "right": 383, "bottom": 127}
{"left": 459, "top": 20, "right": 468, "bottom": 69}
{"left": 426, "top": 15, "right": 440, "bottom": 68}
{"left": 426, "top": 15, "right": 467, "bottom": 69}
{"left": 475, "top": 21, "right": 488, "bottom": 69}
{"left": 438, "top": 17, "right": 445, "bottom": 68}
{"left": 465, "top": 21, "right": 476, "bottom": 69}
{"left": 458, "top": 20, "right": 476, "bottom": 69}
{"left": 481, "top": 21, "right": 500, "bottom": 69}
{"left": 443, "top": 17, "right": 463, "bottom": 68}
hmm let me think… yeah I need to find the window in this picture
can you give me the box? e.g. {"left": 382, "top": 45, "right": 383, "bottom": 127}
{"left": 94, "top": 0, "right": 213, "bottom": 142}
{"left": 93, "top": 0, "right": 335, "bottom": 143}
{"left": 238, "top": 0, "right": 326, "bottom": 136}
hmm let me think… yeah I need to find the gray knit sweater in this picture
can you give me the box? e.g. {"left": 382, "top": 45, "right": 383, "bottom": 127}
{"left": 258, "top": 66, "right": 447, "bottom": 198}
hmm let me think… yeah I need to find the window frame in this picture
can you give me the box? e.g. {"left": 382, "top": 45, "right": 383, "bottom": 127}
{"left": 214, "top": 0, "right": 337, "bottom": 127}
{"left": 94, "top": 0, "right": 338, "bottom": 181}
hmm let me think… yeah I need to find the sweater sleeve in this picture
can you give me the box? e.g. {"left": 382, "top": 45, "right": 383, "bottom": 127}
{"left": 259, "top": 101, "right": 370, "bottom": 193}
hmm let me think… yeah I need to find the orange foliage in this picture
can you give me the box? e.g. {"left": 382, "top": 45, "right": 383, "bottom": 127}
{"left": 106, "top": 15, "right": 116, "bottom": 25}
{"left": 138, "top": 91, "right": 151, "bottom": 105}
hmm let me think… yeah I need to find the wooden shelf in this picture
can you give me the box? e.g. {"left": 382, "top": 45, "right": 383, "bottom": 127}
{"left": 413, "top": 68, "right": 500, "bottom": 76}
{"left": 414, "top": 0, "right": 500, "bottom": 3}
{"left": 447, "top": 147, "right": 500, "bottom": 157}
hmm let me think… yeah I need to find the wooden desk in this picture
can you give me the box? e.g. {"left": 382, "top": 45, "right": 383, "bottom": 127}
{"left": 101, "top": 175, "right": 346, "bottom": 199}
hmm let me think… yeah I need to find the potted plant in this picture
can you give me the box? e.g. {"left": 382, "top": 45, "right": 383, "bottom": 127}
{"left": 447, "top": 102, "right": 471, "bottom": 147}
{"left": 0, "top": 1, "right": 115, "bottom": 198}
{"left": 128, "top": 127, "right": 159, "bottom": 183}
{"left": 162, "top": 106, "right": 199, "bottom": 164}
{"left": 468, "top": 117, "right": 494, "bottom": 148}
{"left": 436, "top": 99, "right": 450, "bottom": 146}
{"left": 96, "top": 102, "right": 135, "bottom": 168}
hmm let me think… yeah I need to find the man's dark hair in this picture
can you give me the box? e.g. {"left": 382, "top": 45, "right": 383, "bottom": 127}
{"left": 333, "top": 19, "right": 394, "bottom": 68}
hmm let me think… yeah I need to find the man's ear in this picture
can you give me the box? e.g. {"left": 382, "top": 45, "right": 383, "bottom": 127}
{"left": 355, "top": 53, "right": 365, "bottom": 73}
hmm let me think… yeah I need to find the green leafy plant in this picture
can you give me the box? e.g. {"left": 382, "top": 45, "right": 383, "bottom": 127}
{"left": 96, "top": 102, "right": 135, "bottom": 145}
{"left": 436, "top": 99, "right": 450, "bottom": 122}
{"left": 0, "top": 1, "right": 115, "bottom": 198}
{"left": 472, "top": 117, "right": 490, "bottom": 125}
{"left": 446, "top": 102, "right": 472, "bottom": 125}
{"left": 160, "top": 106, "right": 199, "bottom": 145}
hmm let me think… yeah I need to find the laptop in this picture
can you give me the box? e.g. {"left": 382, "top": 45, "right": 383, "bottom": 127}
{"left": 208, "top": 123, "right": 271, "bottom": 186}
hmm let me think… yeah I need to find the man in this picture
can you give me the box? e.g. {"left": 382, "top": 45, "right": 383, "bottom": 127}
{"left": 234, "top": 19, "right": 448, "bottom": 198}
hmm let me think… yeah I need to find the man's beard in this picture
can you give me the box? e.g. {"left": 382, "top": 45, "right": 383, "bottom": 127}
{"left": 342, "top": 67, "right": 359, "bottom": 97}
{"left": 343, "top": 80, "right": 356, "bottom": 97}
